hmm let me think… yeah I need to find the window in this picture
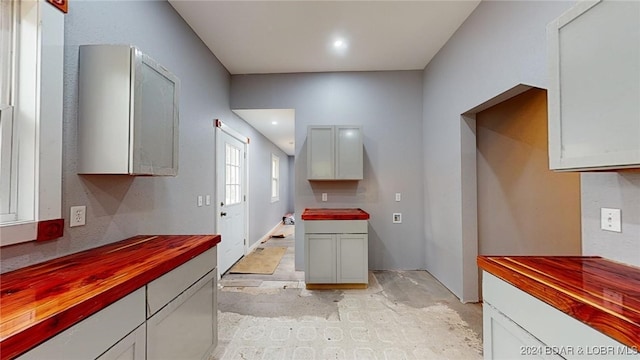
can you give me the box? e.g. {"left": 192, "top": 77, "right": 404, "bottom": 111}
{"left": 225, "top": 143, "right": 242, "bottom": 205}
{"left": 0, "top": 0, "right": 64, "bottom": 246}
{"left": 271, "top": 154, "right": 279, "bottom": 202}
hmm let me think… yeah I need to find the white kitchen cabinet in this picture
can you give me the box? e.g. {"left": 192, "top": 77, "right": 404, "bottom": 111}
{"left": 97, "top": 324, "right": 146, "bottom": 360}
{"left": 146, "top": 247, "right": 218, "bottom": 360}
{"left": 547, "top": 0, "right": 640, "bottom": 171}
{"left": 78, "top": 45, "right": 180, "bottom": 175}
{"left": 305, "top": 220, "right": 368, "bottom": 284}
{"left": 18, "top": 288, "right": 146, "bottom": 360}
{"left": 482, "top": 272, "right": 634, "bottom": 359}
{"left": 307, "top": 125, "right": 363, "bottom": 180}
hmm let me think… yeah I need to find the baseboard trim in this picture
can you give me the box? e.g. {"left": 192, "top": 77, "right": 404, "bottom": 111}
{"left": 247, "top": 221, "right": 283, "bottom": 254}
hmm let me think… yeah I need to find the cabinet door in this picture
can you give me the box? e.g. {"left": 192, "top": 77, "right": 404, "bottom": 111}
{"left": 97, "top": 324, "right": 146, "bottom": 360}
{"left": 305, "top": 234, "right": 337, "bottom": 283}
{"left": 483, "top": 303, "right": 561, "bottom": 360}
{"left": 131, "top": 49, "right": 179, "bottom": 176}
{"left": 335, "top": 126, "right": 363, "bottom": 180}
{"left": 307, "top": 126, "right": 335, "bottom": 179}
{"left": 147, "top": 268, "right": 217, "bottom": 360}
{"left": 337, "top": 234, "right": 368, "bottom": 284}
{"left": 548, "top": 0, "right": 640, "bottom": 170}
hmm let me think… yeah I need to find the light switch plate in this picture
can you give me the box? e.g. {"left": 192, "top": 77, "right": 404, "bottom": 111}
{"left": 395, "top": 193, "right": 401, "bottom": 202}
{"left": 322, "top": 193, "right": 327, "bottom": 202}
{"left": 601, "top": 208, "right": 621, "bottom": 232}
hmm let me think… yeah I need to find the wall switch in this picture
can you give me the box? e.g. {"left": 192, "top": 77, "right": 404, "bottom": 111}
{"left": 205, "top": 195, "right": 211, "bottom": 206}
{"left": 70, "top": 206, "right": 86, "bottom": 227}
{"left": 395, "top": 193, "right": 402, "bottom": 202}
{"left": 322, "top": 193, "right": 327, "bottom": 202}
{"left": 393, "top": 213, "right": 402, "bottom": 224}
{"left": 197, "top": 195, "right": 203, "bottom": 207}
{"left": 601, "top": 208, "right": 621, "bottom": 232}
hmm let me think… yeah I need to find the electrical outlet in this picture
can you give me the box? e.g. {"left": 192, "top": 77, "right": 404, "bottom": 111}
{"left": 393, "top": 213, "right": 402, "bottom": 224}
{"left": 322, "top": 193, "right": 327, "bottom": 202}
{"left": 205, "top": 195, "right": 211, "bottom": 206}
{"left": 395, "top": 193, "right": 402, "bottom": 202}
{"left": 70, "top": 206, "right": 86, "bottom": 227}
{"left": 197, "top": 195, "right": 203, "bottom": 207}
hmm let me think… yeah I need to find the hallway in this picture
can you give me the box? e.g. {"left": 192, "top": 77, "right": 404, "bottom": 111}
{"left": 211, "top": 226, "right": 483, "bottom": 359}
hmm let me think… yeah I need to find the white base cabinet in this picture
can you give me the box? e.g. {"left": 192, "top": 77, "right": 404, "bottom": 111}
{"left": 305, "top": 220, "right": 368, "bottom": 284}
{"left": 18, "top": 288, "right": 146, "bottom": 360}
{"left": 482, "top": 272, "right": 635, "bottom": 360}
{"left": 17, "top": 248, "right": 218, "bottom": 360}
{"left": 147, "top": 269, "right": 217, "bottom": 360}
{"left": 97, "top": 324, "right": 146, "bottom": 360}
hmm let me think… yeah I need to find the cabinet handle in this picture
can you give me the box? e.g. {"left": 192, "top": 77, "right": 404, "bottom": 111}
{"left": 220, "top": 212, "right": 227, "bottom": 217}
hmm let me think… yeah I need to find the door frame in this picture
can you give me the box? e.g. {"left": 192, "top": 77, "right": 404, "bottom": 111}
{"left": 214, "top": 119, "right": 250, "bottom": 272}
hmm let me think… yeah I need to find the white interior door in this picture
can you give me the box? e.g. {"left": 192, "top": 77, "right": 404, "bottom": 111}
{"left": 216, "top": 127, "right": 247, "bottom": 275}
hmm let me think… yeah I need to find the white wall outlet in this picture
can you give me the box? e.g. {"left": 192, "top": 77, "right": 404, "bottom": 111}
{"left": 322, "top": 193, "right": 327, "bottom": 202}
{"left": 205, "top": 195, "right": 211, "bottom": 206}
{"left": 393, "top": 213, "right": 402, "bottom": 224}
{"left": 395, "top": 193, "right": 402, "bottom": 202}
{"left": 70, "top": 206, "right": 86, "bottom": 227}
{"left": 601, "top": 208, "right": 621, "bottom": 232}
{"left": 197, "top": 195, "right": 203, "bottom": 207}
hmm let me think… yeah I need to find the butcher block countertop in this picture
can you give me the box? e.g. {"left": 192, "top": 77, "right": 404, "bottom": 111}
{"left": 0, "top": 234, "right": 221, "bottom": 359}
{"left": 477, "top": 256, "right": 640, "bottom": 349}
{"left": 301, "top": 208, "right": 370, "bottom": 220}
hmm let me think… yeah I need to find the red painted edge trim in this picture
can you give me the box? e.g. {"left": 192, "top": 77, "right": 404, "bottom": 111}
{"left": 36, "top": 219, "right": 64, "bottom": 242}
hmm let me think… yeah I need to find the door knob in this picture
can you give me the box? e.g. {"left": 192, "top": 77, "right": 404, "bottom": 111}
{"left": 220, "top": 212, "right": 227, "bottom": 217}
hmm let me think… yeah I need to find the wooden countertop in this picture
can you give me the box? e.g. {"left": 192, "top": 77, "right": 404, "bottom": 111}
{"left": 0, "top": 234, "right": 221, "bottom": 359}
{"left": 478, "top": 256, "right": 640, "bottom": 349}
{"left": 301, "top": 208, "right": 370, "bottom": 220}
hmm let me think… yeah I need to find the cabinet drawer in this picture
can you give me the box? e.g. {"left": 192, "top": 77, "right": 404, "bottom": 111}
{"left": 147, "top": 247, "right": 216, "bottom": 317}
{"left": 305, "top": 220, "right": 367, "bottom": 234}
{"left": 18, "top": 288, "right": 145, "bottom": 360}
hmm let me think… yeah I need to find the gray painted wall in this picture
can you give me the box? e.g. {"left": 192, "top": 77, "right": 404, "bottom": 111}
{"left": 0, "top": 1, "right": 289, "bottom": 273}
{"left": 422, "top": 0, "right": 640, "bottom": 302}
{"left": 231, "top": 71, "right": 425, "bottom": 271}
{"left": 581, "top": 173, "right": 640, "bottom": 267}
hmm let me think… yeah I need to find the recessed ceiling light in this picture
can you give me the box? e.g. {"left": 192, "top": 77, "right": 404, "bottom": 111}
{"left": 271, "top": 121, "right": 278, "bottom": 125}
{"left": 334, "top": 39, "right": 344, "bottom": 48}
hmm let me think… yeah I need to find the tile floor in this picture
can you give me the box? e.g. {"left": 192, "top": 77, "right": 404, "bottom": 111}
{"left": 211, "top": 225, "right": 483, "bottom": 360}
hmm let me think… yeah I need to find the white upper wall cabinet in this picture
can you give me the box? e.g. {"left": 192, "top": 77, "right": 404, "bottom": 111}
{"left": 78, "top": 45, "right": 180, "bottom": 175}
{"left": 307, "top": 125, "right": 363, "bottom": 180}
{"left": 547, "top": 0, "right": 640, "bottom": 171}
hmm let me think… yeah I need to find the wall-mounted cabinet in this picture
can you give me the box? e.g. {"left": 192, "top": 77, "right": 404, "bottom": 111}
{"left": 547, "top": 0, "right": 640, "bottom": 171}
{"left": 78, "top": 45, "right": 180, "bottom": 175}
{"left": 307, "top": 125, "right": 363, "bottom": 180}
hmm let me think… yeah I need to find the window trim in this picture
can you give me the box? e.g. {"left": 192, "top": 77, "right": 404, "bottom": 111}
{"left": 0, "top": 0, "right": 64, "bottom": 247}
{"left": 271, "top": 154, "right": 279, "bottom": 203}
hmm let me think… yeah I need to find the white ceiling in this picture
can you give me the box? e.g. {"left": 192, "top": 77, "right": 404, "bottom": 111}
{"left": 233, "top": 109, "right": 296, "bottom": 155}
{"left": 169, "top": 0, "right": 480, "bottom": 154}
